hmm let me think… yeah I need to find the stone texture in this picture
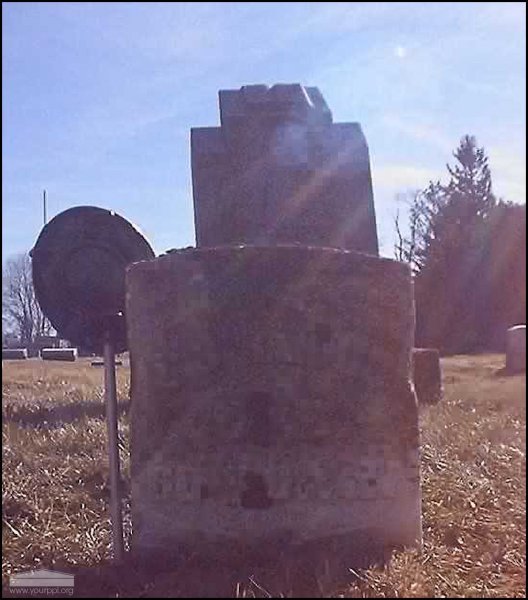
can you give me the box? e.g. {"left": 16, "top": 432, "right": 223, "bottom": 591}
{"left": 412, "top": 348, "right": 443, "bottom": 405}
{"left": 506, "top": 324, "right": 526, "bottom": 373}
{"left": 126, "top": 245, "right": 421, "bottom": 560}
{"left": 191, "top": 84, "right": 379, "bottom": 255}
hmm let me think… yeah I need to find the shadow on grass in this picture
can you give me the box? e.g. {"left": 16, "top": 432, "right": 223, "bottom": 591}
{"left": 2, "top": 541, "right": 392, "bottom": 598}
{"left": 3, "top": 400, "right": 129, "bottom": 429}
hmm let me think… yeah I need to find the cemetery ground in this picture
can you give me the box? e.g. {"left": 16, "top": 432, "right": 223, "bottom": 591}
{"left": 2, "top": 355, "right": 525, "bottom": 598}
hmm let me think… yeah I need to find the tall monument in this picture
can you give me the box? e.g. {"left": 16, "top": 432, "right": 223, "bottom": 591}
{"left": 191, "top": 83, "right": 379, "bottom": 254}
{"left": 127, "top": 84, "right": 420, "bottom": 569}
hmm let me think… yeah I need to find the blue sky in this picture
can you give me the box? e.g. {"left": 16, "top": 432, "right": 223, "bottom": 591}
{"left": 3, "top": 2, "right": 526, "bottom": 260}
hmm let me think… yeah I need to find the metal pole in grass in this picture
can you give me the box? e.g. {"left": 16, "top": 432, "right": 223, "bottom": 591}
{"left": 103, "top": 330, "right": 125, "bottom": 562}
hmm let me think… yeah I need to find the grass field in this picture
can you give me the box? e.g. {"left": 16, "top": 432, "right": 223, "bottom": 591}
{"left": 2, "top": 354, "right": 526, "bottom": 597}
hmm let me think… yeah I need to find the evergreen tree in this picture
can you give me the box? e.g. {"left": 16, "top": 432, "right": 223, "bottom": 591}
{"left": 405, "top": 136, "right": 501, "bottom": 352}
{"left": 446, "top": 135, "right": 496, "bottom": 219}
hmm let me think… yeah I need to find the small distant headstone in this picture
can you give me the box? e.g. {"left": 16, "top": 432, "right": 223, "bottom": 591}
{"left": 91, "top": 359, "right": 123, "bottom": 367}
{"left": 412, "top": 348, "right": 442, "bottom": 405}
{"left": 2, "top": 348, "right": 28, "bottom": 360}
{"left": 41, "top": 348, "right": 78, "bottom": 362}
{"left": 506, "top": 325, "right": 526, "bottom": 374}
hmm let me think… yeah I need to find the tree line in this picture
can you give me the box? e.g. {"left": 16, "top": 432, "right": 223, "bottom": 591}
{"left": 395, "top": 135, "right": 526, "bottom": 354}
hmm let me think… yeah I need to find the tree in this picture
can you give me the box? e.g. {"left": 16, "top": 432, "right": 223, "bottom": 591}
{"left": 395, "top": 135, "right": 524, "bottom": 354}
{"left": 415, "top": 136, "right": 496, "bottom": 267}
{"left": 417, "top": 136, "right": 498, "bottom": 353}
{"left": 394, "top": 186, "right": 442, "bottom": 273}
{"left": 394, "top": 190, "right": 420, "bottom": 267}
{"left": 2, "top": 252, "right": 52, "bottom": 345}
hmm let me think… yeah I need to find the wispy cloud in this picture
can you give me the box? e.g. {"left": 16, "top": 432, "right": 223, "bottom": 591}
{"left": 373, "top": 146, "right": 526, "bottom": 205}
{"left": 373, "top": 164, "right": 442, "bottom": 192}
{"left": 382, "top": 116, "right": 454, "bottom": 154}
{"left": 37, "top": 2, "right": 229, "bottom": 63}
{"left": 302, "top": 2, "right": 526, "bottom": 35}
{"left": 372, "top": 147, "right": 526, "bottom": 208}
{"left": 488, "top": 146, "right": 526, "bottom": 202}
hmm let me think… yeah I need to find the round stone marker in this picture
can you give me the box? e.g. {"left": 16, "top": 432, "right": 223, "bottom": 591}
{"left": 31, "top": 206, "right": 155, "bottom": 353}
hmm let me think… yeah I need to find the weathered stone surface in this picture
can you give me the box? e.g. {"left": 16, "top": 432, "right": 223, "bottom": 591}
{"left": 412, "top": 348, "right": 442, "bottom": 405}
{"left": 191, "top": 84, "right": 379, "bottom": 255}
{"left": 126, "top": 245, "right": 421, "bottom": 560}
{"left": 506, "top": 324, "right": 526, "bottom": 373}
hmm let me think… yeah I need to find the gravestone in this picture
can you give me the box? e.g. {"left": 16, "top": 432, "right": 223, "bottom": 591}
{"left": 2, "top": 349, "right": 28, "bottom": 360}
{"left": 127, "top": 85, "right": 421, "bottom": 566}
{"left": 40, "top": 348, "right": 78, "bottom": 362}
{"left": 506, "top": 325, "right": 526, "bottom": 373}
{"left": 191, "top": 84, "right": 378, "bottom": 255}
{"left": 127, "top": 247, "right": 420, "bottom": 562}
{"left": 412, "top": 348, "right": 443, "bottom": 405}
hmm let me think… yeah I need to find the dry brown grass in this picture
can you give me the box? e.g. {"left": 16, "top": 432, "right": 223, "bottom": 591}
{"left": 343, "top": 355, "right": 526, "bottom": 598}
{"left": 2, "top": 354, "right": 526, "bottom": 597}
{"left": 2, "top": 359, "right": 131, "bottom": 587}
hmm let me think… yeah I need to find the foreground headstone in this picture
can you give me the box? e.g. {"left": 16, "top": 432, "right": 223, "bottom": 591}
{"left": 127, "top": 246, "right": 421, "bottom": 564}
{"left": 412, "top": 348, "right": 443, "bottom": 405}
{"left": 191, "top": 84, "right": 379, "bottom": 255}
{"left": 506, "top": 325, "right": 526, "bottom": 374}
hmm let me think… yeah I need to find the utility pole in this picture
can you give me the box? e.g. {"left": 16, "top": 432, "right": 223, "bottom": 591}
{"left": 43, "top": 190, "right": 47, "bottom": 226}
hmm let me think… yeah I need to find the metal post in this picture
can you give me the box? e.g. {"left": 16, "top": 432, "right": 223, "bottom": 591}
{"left": 103, "top": 333, "right": 125, "bottom": 562}
{"left": 43, "top": 190, "right": 47, "bottom": 226}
